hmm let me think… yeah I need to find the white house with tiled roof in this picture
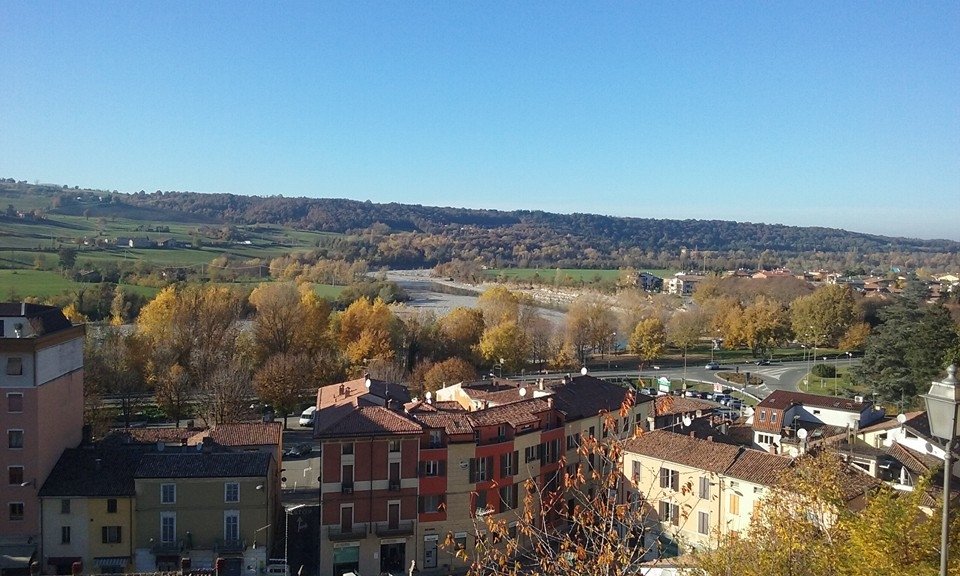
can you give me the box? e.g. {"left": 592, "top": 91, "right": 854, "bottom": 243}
{"left": 751, "top": 390, "right": 885, "bottom": 455}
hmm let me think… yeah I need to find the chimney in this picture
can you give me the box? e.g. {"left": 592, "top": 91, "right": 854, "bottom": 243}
{"left": 21, "top": 302, "right": 26, "bottom": 315}
{"left": 202, "top": 436, "right": 215, "bottom": 453}
{"left": 156, "top": 441, "right": 165, "bottom": 452}
{"left": 180, "top": 558, "right": 191, "bottom": 573}
{"left": 538, "top": 379, "right": 544, "bottom": 391}
{"left": 29, "top": 562, "right": 39, "bottom": 576}
{"left": 647, "top": 416, "right": 655, "bottom": 431}
{"left": 707, "top": 436, "right": 713, "bottom": 442}
{"left": 547, "top": 397, "right": 554, "bottom": 409}
{"left": 71, "top": 562, "right": 82, "bottom": 576}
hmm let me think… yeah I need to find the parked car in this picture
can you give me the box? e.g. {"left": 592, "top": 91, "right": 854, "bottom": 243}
{"left": 298, "top": 405, "right": 316, "bottom": 427}
{"left": 283, "top": 443, "right": 314, "bottom": 458}
{"left": 713, "top": 394, "right": 732, "bottom": 405}
{"left": 755, "top": 359, "right": 771, "bottom": 366}
{"left": 705, "top": 361, "right": 721, "bottom": 370}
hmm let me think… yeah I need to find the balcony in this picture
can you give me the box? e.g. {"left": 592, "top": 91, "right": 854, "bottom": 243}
{"left": 214, "top": 539, "right": 246, "bottom": 554}
{"left": 152, "top": 540, "right": 184, "bottom": 554}
{"left": 341, "top": 482, "right": 354, "bottom": 495}
{"left": 327, "top": 523, "right": 368, "bottom": 541}
{"left": 388, "top": 480, "right": 401, "bottom": 491}
{"left": 374, "top": 521, "right": 414, "bottom": 537}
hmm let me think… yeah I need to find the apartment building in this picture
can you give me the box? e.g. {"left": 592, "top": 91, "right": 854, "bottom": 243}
{"left": 1, "top": 303, "right": 85, "bottom": 576}
{"left": 310, "top": 374, "right": 653, "bottom": 576}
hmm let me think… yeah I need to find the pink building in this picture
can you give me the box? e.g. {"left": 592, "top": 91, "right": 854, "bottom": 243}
{"left": 1, "top": 304, "right": 84, "bottom": 575}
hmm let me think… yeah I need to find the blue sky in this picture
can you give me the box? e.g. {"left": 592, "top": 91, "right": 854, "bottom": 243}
{"left": 2, "top": 2, "right": 958, "bottom": 240}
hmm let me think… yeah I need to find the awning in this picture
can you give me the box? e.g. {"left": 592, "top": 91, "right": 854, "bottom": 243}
{"left": 45, "top": 558, "right": 80, "bottom": 566}
{"left": 94, "top": 557, "right": 129, "bottom": 569}
{"left": 0, "top": 544, "right": 36, "bottom": 570}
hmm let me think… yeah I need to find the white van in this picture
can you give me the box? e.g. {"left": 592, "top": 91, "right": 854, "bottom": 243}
{"left": 298, "top": 406, "right": 316, "bottom": 427}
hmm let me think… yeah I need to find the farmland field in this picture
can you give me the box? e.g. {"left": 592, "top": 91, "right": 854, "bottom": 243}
{"left": 484, "top": 267, "right": 676, "bottom": 282}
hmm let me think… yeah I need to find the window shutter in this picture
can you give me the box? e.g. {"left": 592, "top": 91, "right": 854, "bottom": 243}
{"left": 468, "top": 458, "right": 476, "bottom": 483}
{"left": 500, "top": 453, "right": 507, "bottom": 478}
{"left": 418, "top": 497, "right": 424, "bottom": 513}
{"left": 486, "top": 456, "right": 494, "bottom": 479}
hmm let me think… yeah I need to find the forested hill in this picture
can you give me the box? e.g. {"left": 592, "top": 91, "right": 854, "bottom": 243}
{"left": 3, "top": 179, "right": 958, "bottom": 270}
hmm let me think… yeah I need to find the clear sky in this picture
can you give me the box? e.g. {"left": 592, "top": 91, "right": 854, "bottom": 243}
{"left": 2, "top": 2, "right": 958, "bottom": 240}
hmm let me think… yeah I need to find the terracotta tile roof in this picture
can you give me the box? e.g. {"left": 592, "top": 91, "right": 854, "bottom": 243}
{"left": 550, "top": 375, "right": 650, "bottom": 420}
{"left": 624, "top": 430, "right": 742, "bottom": 473}
{"left": 413, "top": 411, "right": 475, "bottom": 436}
{"left": 756, "top": 390, "right": 870, "bottom": 413}
{"left": 39, "top": 448, "right": 146, "bottom": 497}
{"left": 886, "top": 442, "right": 941, "bottom": 476}
{"left": 316, "top": 377, "right": 411, "bottom": 410}
{"left": 466, "top": 397, "right": 552, "bottom": 428}
{"left": 655, "top": 396, "right": 719, "bottom": 417}
{"left": 190, "top": 422, "right": 282, "bottom": 447}
{"left": 315, "top": 406, "right": 423, "bottom": 438}
{"left": 135, "top": 452, "right": 272, "bottom": 479}
{"left": 433, "top": 401, "right": 465, "bottom": 411}
{"left": 460, "top": 385, "right": 530, "bottom": 405}
{"left": 725, "top": 449, "right": 793, "bottom": 485}
{"left": 99, "top": 427, "right": 199, "bottom": 446}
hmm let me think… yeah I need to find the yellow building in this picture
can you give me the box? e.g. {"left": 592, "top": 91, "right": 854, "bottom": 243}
{"left": 39, "top": 448, "right": 143, "bottom": 575}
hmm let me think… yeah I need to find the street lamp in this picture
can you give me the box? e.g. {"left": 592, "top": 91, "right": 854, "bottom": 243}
{"left": 921, "top": 364, "right": 960, "bottom": 576}
{"left": 285, "top": 504, "right": 307, "bottom": 575}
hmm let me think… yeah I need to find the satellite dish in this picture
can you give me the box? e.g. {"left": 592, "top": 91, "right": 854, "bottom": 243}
{"left": 682, "top": 416, "right": 692, "bottom": 427}
{"left": 519, "top": 387, "right": 527, "bottom": 397}
{"left": 365, "top": 378, "right": 372, "bottom": 389}
{"left": 580, "top": 367, "right": 588, "bottom": 376}
{"left": 797, "top": 428, "right": 808, "bottom": 440}
{"left": 896, "top": 413, "right": 907, "bottom": 424}
{"left": 425, "top": 391, "right": 432, "bottom": 400}
{"left": 744, "top": 406, "right": 755, "bottom": 418}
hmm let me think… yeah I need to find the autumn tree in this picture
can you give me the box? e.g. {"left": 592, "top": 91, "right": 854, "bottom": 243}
{"left": 423, "top": 357, "right": 478, "bottom": 393}
{"left": 249, "top": 282, "right": 302, "bottom": 360}
{"left": 740, "top": 296, "right": 792, "bottom": 357}
{"left": 439, "top": 307, "right": 486, "bottom": 362}
{"left": 667, "top": 309, "right": 705, "bottom": 362}
{"left": 478, "top": 321, "right": 527, "bottom": 374}
{"left": 565, "top": 295, "right": 616, "bottom": 366}
{"left": 478, "top": 285, "right": 520, "bottom": 327}
{"left": 253, "top": 353, "right": 313, "bottom": 428}
{"left": 628, "top": 317, "right": 666, "bottom": 369}
{"left": 335, "top": 297, "right": 400, "bottom": 371}
{"left": 790, "top": 284, "right": 860, "bottom": 347}
{"left": 85, "top": 327, "right": 145, "bottom": 428}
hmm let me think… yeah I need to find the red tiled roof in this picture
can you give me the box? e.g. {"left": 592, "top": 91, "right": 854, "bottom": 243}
{"left": 756, "top": 390, "right": 870, "bottom": 412}
{"left": 549, "top": 375, "right": 650, "bottom": 420}
{"left": 414, "top": 411, "right": 475, "bottom": 436}
{"left": 655, "top": 396, "right": 719, "bottom": 417}
{"left": 725, "top": 449, "right": 793, "bottom": 485}
{"left": 192, "top": 422, "right": 282, "bottom": 447}
{"left": 316, "top": 377, "right": 411, "bottom": 410}
{"left": 624, "top": 430, "right": 742, "bottom": 473}
{"left": 466, "top": 397, "right": 552, "bottom": 428}
{"left": 315, "top": 406, "right": 422, "bottom": 438}
{"left": 100, "top": 427, "right": 198, "bottom": 446}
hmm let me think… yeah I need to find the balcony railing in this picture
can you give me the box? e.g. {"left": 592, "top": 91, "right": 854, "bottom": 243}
{"left": 388, "top": 480, "right": 401, "bottom": 491}
{"left": 327, "top": 523, "right": 368, "bottom": 541}
{"left": 341, "top": 482, "right": 354, "bottom": 495}
{"left": 374, "top": 521, "right": 414, "bottom": 537}
{"left": 152, "top": 539, "right": 184, "bottom": 554}
{"left": 214, "top": 539, "right": 246, "bottom": 554}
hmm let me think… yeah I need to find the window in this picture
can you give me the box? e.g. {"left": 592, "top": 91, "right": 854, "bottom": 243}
{"left": 759, "top": 410, "right": 766, "bottom": 422}
{"left": 61, "top": 499, "right": 70, "bottom": 514}
{"left": 566, "top": 433, "right": 580, "bottom": 450}
{"left": 7, "top": 393, "right": 23, "bottom": 413}
{"left": 9, "top": 502, "right": 24, "bottom": 520}
{"left": 499, "top": 484, "right": 518, "bottom": 511}
{"left": 388, "top": 439, "right": 401, "bottom": 453}
{"left": 6, "top": 357, "right": 23, "bottom": 376}
{"left": 473, "top": 490, "right": 488, "bottom": 515}
{"left": 589, "top": 426, "right": 596, "bottom": 438}
{"left": 698, "top": 511, "right": 710, "bottom": 535}
{"left": 102, "top": 526, "right": 122, "bottom": 544}
{"left": 422, "top": 460, "right": 439, "bottom": 477}
{"left": 61, "top": 526, "right": 71, "bottom": 544}
{"left": 160, "top": 483, "right": 176, "bottom": 504}
{"left": 658, "top": 501, "right": 679, "bottom": 526}
{"left": 342, "top": 442, "right": 354, "bottom": 456}
{"left": 469, "top": 457, "right": 493, "bottom": 482}
{"left": 160, "top": 512, "right": 176, "bottom": 543}
{"left": 419, "top": 494, "right": 443, "bottom": 514}
{"left": 107, "top": 499, "right": 117, "bottom": 513}
{"left": 729, "top": 493, "right": 740, "bottom": 516}
{"left": 224, "top": 511, "right": 239, "bottom": 541}
{"left": 428, "top": 430, "right": 442, "bottom": 448}
{"left": 631, "top": 461, "right": 642, "bottom": 483}
{"left": 757, "top": 433, "right": 775, "bottom": 445}
{"left": 453, "top": 532, "right": 467, "bottom": 551}
{"left": 500, "top": 451, "right": 518, "bottom": 477}
{"left": 698, "top": 476, "right": 710, "bottom": 499}
{"left": 7, "top": 430, "right": 23, "bottom": 449}
{"left": 771, "top": 412, "right": 778, "bottom": 423}
{"left": 496, "top": 425, "right": 506, "bottom": 440}
{"left": 524, "top": 446, "right": 539, "bottom": 463}
{"left": 659, "top": 468, "right": 679, "bottom": 491}
{"left": 8, "top": 466, "right": 23, "bottom": 486}
{"left": 224, "top": 482, "right": 240, "bottom": 503}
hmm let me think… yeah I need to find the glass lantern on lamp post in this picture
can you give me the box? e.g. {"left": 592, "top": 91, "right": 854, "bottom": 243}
{"left": 921, "top": 364, "right": 960, "bottom": 576}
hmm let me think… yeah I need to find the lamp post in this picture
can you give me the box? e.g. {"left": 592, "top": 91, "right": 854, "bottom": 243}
{"left": 921, "top": 364, "right": 960, "bottom": 576}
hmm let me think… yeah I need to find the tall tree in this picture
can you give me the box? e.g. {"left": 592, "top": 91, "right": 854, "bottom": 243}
{"left": 253, "top": 353, "right": 313, "bottom": 429}
{"left": 478, "top": 321, "right": 527, "bottom": 374}
{"left": 423, "top": 357, "right": 478, "bottom": 393}
{"left": 790, "top": 284, "right": 859, "bottom": 347}
{"left": 628, "top": 317, "right": 666, "bottom": 369}
{"left": 854, "top": 278, "right": 960, "bottom": 404}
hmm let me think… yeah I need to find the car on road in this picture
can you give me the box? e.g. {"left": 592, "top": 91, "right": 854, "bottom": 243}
{"left": 283, "top": 443, "right": 314, "bottom": 459}
{"left": 298, "top": 406, "right": 316, "bottom": 427}
{"left": 705, "top": 361, "right": 721, "bottom": 370}
{"left": 755, "top": 359, "right": 771, "bottom": 366}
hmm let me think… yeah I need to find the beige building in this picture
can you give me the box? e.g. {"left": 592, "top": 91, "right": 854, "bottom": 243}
{"left": 622, "top": 431, "right": 792, "bottom": 553}
{"left": 133, "top": 451, "right": 277, "bottom": 575}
